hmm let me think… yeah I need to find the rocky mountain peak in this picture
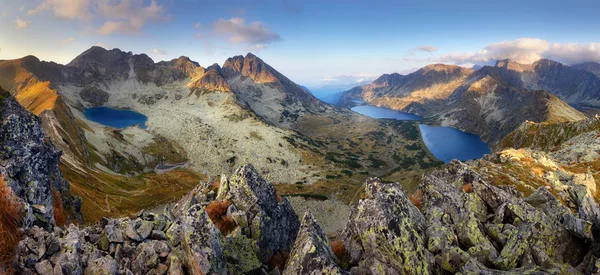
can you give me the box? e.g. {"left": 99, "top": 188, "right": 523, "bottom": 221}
{"left": 421, "top": 63, "right": 472, "bottom": 75}
{"left": 495, "top": 59, "right": 534, "bottom": 72}
{"left": 206, "top": 63, "right": 221, "bottom": 73}
{"left": 221, "top": 52, "right": 279, "bottom": 84}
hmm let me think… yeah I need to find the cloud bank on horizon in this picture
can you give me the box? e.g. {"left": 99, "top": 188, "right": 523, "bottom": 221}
{"left": 426, "top": 38, "right": 600, "bottom": 67}
{"left": 1, "top": 0, "right": 600, "bottom": 85}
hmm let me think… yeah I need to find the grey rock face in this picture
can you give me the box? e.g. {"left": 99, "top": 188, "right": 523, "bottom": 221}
{"left": 218, "top": 164, "right": 300, "bottom": 263}
{"left": 181, "top": 204, "right": 227, "bottom": 274}
{"left": 341, "top": 178, "right": 431, "bottom": 275}
{"left": 79, "top": 86, "right": 109, "bottom": 107}
{"left": 0, "top": 92, "right": 81, "bottom": 229}
{"left": 283, "top": 212, "right": 345, "bottom": 275}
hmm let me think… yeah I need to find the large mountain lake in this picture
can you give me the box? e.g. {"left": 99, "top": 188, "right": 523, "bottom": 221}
{"left": 351, "top": 105, "right": 490, "bottom": 163}
{"left": 84, "top": 107, "right": 148, "bottom": 129}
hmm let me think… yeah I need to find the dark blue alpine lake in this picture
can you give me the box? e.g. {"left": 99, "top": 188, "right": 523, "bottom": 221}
{"left": 351, "top": 105, "right": 490, "bottom": 163}
{"left": 84, "top": 107, "right": 148, "bottom": 129}
{"left": 419, "top": 124, "right": 490, "bottom": 163}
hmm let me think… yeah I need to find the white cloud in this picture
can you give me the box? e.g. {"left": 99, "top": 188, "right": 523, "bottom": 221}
{"left": 194, "top": 22, "right": 201, "bottom": 29}
{"left": 415, "top": 45, "right": 439, "bottom": 53}
{"left": 14, "top": 17, "right": 30, "bottom": 29}
{"left": 28, "top": 0, "right": 92, "bottom": 20}
{"left": 27, "top": 0, "right": 169, "bottom": 35}
{"left": 95, "top": 0, "right": 169, "bottom": 35}
{"left": 2, "top": 12, "right": 6, "bottom": 18}
{"left": 152, "top": 48, "right": 167, "bottom": 58}
{"left": 434, "top": 38, "right": 600, "bottom": 65}
{"left": 211, "top": 17, "right": 281, "bottom": 49}
{"left": 62, "top": 37, "right": 75, "bottom": 44}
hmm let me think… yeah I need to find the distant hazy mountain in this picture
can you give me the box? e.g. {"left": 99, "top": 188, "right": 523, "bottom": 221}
{"left": 306, "top": 75, "right": 375, "bottom": 105}
{"left": 572, "top": 61, "right": 600, "bottom": 77}
{"left": 340, "top": 60, "right": 589, "bottom": 144}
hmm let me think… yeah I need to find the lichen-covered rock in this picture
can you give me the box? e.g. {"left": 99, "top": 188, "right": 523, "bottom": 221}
{"left": 181, "top": 204, "right": 227, "bottom": 274}
{"left": 222, "top": 234, "right": 262, "bottom": 274}
{"left": 0, "top": 92, "right": 81, "bottom": 229}
{"left": 218, "top": 164, "right": 300, "bottom": 263}
{"left": 86, "top": 256, "right": 118, "bottom": 275}
{"left": 283, "top": 212, "right": 345, "bottom": 275}
{"left": 421, "top": 161, "right": 596, "bottom": 274}
{"left": 132, "top": 242, "right": 159, "bottom": 274}
{"left": 341, "top": 178, "right": 431, "bottom": 274}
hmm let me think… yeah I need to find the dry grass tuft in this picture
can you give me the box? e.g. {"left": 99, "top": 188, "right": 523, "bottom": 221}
{"left": 462, "top": 183, "right": 473, "bottom": 193}
{"left": 409, "top": 189, "right": 423, "bottom": 210}
{"left": 51, "top": 188, "right": 67, "bottom": 227}
{"left": 0, "top": 177, "right": 22, "bottom": 272}
{"left": 209, "top": 181, "right": 220, "bottom": 192}
{"left": 267, "top": 250, "right": 290, "bottom": 271}
{"left": 205, "top": 200, "right": 236, "bottom": 235}
{"left": 330, "top": 239, "right": 350, "bottom": 268}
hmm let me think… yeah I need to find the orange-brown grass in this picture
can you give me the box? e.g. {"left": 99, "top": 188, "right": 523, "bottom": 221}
{"left": 268, "top": 250, "right": 290, "bottom": 271}
{"left": 61, "top": 162, "right": 205, "bottom": 223}
{"left": 50, "top": 188, "right": 67, "bottom": 227}
{"left": 462, "top": 183, "right": 473, "bottom": 193}
{"left": 409, "top": 189, "right": 423, "bottom": 210}
{"left": 205, "top": 200, "right": 236, "bottom": 235}
{"left": 0, "top": 177, "right": 22, "bottom": 272}
{"left": 330, "top": 239, "right": 350, "bottom": 269}
{"left": 209, "top": 181, "right": 220, "bottom": 192}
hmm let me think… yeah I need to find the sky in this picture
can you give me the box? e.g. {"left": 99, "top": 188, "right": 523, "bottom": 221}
{"left": 1, "top": 0, "right": 600, "bottom": 86}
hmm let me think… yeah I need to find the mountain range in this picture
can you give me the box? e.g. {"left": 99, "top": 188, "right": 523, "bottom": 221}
{"left": 0, "top": 47, "right": 439, "bottom": 221}
{"left": 340, "top": 59, "right": 600, "bottom": 144}
{"left": 2, "top": 46, "right": 600, "bottom": 274}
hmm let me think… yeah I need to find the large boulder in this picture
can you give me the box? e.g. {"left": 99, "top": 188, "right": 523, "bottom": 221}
{"left": 341, "top": 178, "right": 432, "bottom": 274}
{"left": 217, "top": 164, "right": 300, "bottom": 263}
{"left": 283, "top": 212, "right": 345, "bottom": 275}
{"left": 181, "top": 204, "right": 227, "bottom": 274}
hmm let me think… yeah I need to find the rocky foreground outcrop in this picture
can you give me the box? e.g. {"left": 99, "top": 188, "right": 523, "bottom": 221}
{"left": 12, "top": 160, "right": 600, "bottom": 274}
{"left": 0, "top": 90, "right": 81, "bottom": 229}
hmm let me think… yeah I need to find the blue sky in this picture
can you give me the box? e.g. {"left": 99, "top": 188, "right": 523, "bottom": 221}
{"left": 1, "top": 0, "right": 600, "bottom": 86}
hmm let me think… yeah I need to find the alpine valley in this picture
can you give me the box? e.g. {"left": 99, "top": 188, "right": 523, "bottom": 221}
{"left": 1, "top": 46, "right": 600, "bottom": 275}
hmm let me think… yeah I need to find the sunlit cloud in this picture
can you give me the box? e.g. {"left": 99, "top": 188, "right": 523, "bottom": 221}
{"left": 14, "top": 17, "right": 31, "bottom": 30}
{"left": 210, "top": 17, "right": 281, "bottom": 49}
{"left": 152, "top": 48, "right": 167, "bottom": 59}
{"left": 95, "top": 0, "right": 170, "bottom": 35}
{"left": 406, "top": 38, "right": 600, "bottom": 66}
{"left": 27, "top": 0, "right": 169, "bottom": 35}
{"left": 62, "top": 37, "right": 75, "bottom": 44}
{"left": 28, "top": 0, "right": 93, "bottom": 20}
